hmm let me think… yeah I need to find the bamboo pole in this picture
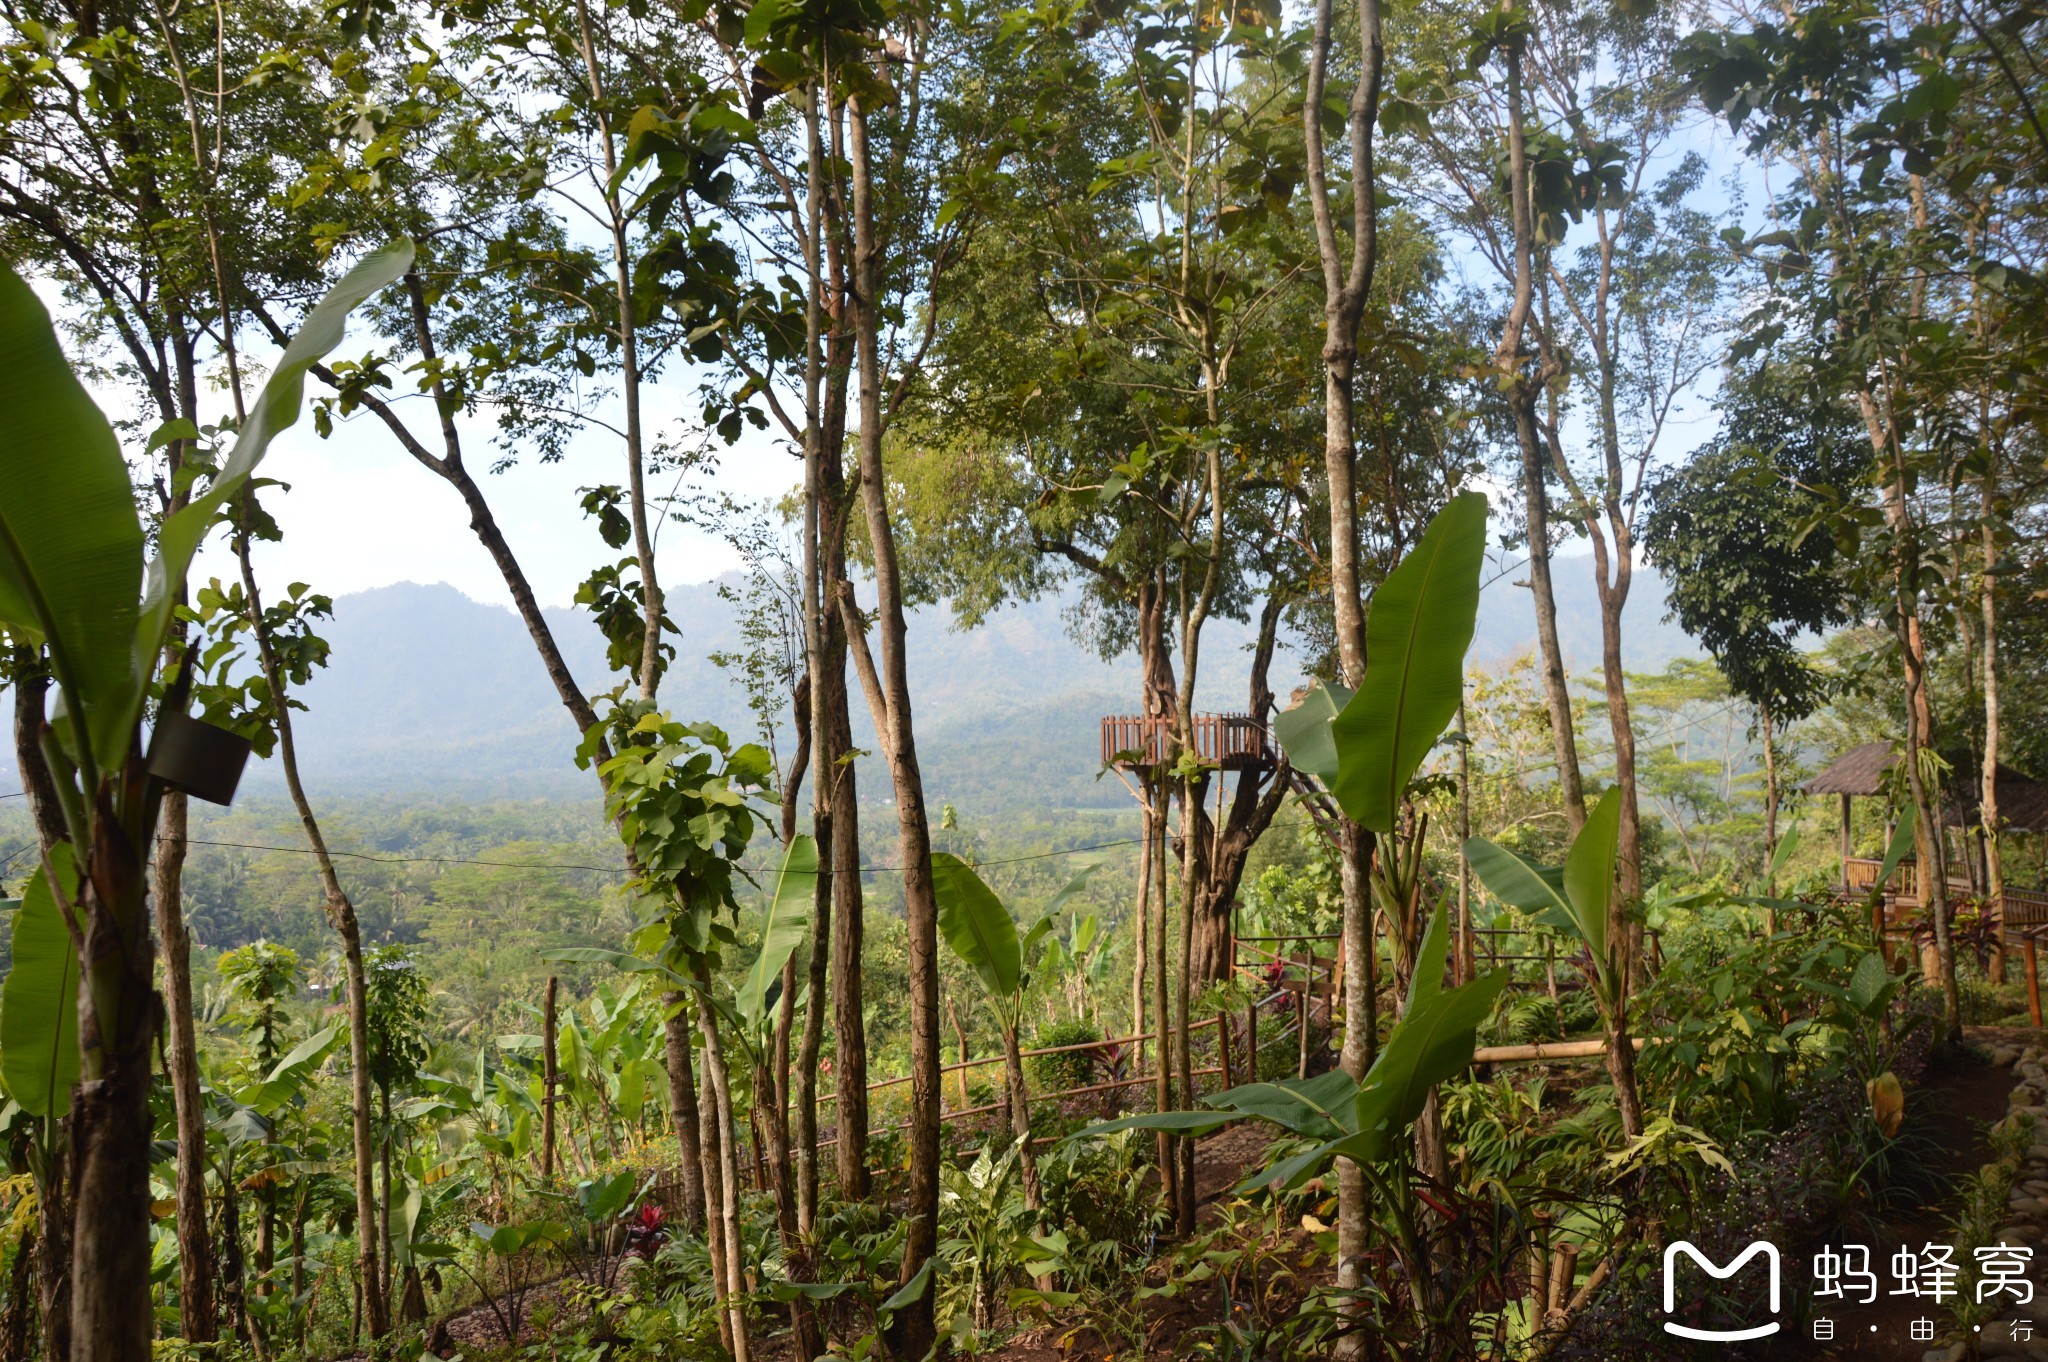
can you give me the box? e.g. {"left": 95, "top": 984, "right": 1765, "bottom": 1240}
{"left": 1472, "top": 1038, "right": 1648, "bottom": 1064}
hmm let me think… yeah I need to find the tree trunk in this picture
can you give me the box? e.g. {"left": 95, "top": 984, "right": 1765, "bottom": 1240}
{"left": 1880, "top": 454, "right": 1959, "bottom": 1041}
{"left": 1981, "top": 475, "right": 2006, "bottom": 985}
{"left": 0, "top": 1218, "right": 34, "bottom": 1362}
{"left": 828, "top": 740, "right": 869, "bottom": 1199}
{"left": 1173, "top": 784, "right": 1199, "bottom": 1235}
{"left": 1131, "top": 811, "right": 1150, "bottom": 1059}
{"left": 67, "top": 787, "right": 157, "bottom": 1362}
{"left": 1457, "top": 690, "right": 1474, "bottom": 983}
{"left": 379, "top": 1086, "right": 394, "bottom": 1328}
{"left": 1511, "top": 396, "right": 1587, "bottom": 832}
{"left": 1149, "top": 789, "right": 1176, "bottom": 1227}
{"left": 541, "top": 977, "right": 559, "bottom": 1181}
{"left": 1762, "top": 705, "right": 1781, "bottom": 899}
{"left": 1596, "top": 573, "right": 1645, "bottom": 929}
{"left": 34, "top": 1157, "right": 68, "bottom": 1362}
{"left": 692, "top": 964, "right": 751, "bottom": 1362}
{"left": 660, "top": 995, "right": 706, "bottom": 1229}
{"left": 233, "top": 536, "right": 387, "bottom": 1337}
{"left": 692, "top": 991, "right": 733, "bottom": 1356}
{"left": 1300, "top": 0, "right": 1389, "bottom": 1333}
{"left": 1496, "top": 36, "right": 1586, "bottom": 835}
{"left": 13, "top": 658, "right": 71, "bottom": 1362}
{"left": 844, "top": 91, "right": 942, "bottom": 1358}
{"left": 1001, "top": 1025, "right": 1042, "bottom": 1210}
{"left": 796, "top": 872, "right": 828, "bottom": 1231}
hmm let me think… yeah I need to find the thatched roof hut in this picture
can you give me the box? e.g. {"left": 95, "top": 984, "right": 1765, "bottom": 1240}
{"left": 1804, "top": 742, "right": 2048, "bottom": 834}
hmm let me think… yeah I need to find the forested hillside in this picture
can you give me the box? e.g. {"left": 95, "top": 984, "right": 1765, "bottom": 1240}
{"left": 208, "top": 569, "right": 1688, "bottom": 802}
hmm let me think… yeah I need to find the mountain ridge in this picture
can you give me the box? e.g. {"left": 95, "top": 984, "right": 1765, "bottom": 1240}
{"left": 228, "top": 562, "right": 1694, "bottom": 810}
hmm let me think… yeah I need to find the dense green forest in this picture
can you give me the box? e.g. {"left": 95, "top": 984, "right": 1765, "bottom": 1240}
{"left": 2, "top": 0, "right": 2048, "bottom": 1356}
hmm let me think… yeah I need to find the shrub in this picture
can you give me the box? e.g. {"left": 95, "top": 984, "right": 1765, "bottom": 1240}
{"left": 1029, "top": 1019, "right": 1103, "bottom": 1091}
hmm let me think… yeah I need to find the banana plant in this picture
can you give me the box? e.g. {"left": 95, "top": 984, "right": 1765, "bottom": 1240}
{"left": 930, "top": 855, "right": 1096, "bottom": 1212}
{"left": 1078, "top": 905, "right": 1506, "bottom": 1328}
{"left": 1276, "top": 491, "right": 1487, "bottom": 998}
{"left": 1464, "top": 786, "right": 1646, "bottom": 1135}
{"left": 0, "top": 242, "right": 411, "bottom": 1347}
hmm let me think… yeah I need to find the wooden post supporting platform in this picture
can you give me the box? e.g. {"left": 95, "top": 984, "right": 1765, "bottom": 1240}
{"left": 2027, "top": 935, "right": 2043, "bottom": 1030}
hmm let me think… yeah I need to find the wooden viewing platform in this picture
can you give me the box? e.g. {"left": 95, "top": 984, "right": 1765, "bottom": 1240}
{"left": 1100, "top": 713, "right": 1273, "bottom": 771}
{"left": 1844, "top": 856, "right": 2048, "bottom": 927}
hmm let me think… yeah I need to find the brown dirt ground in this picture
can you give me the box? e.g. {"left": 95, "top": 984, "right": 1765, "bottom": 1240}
{"left": 1769, "top": 1025, "right": 2046, "bottom": 1362}
{"left": 389, "top": 1027, "right": 2048, "bottom": 1361}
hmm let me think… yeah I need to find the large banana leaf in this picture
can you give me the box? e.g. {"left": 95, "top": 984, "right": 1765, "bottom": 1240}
{"left": 736, "top": 835, "right": 818, "bottom": 1030}
{"left": 1341, "top": 956, "right": 1509, "bottom": 1165}
{"left": 932, "top": 852, "right": 1021, "bottom": 998}
{"left": 1203, "top": 1069, "right": 1356, "bottom": 1141}
{"left": 1329, "top": 492, "right": 1487, "bottom": 832}
{"left": 0, "top": 845, "right": 80, "bottom": 1116}
{"left": 1403, "top": 887, "right": 1455, "bottom": 1016}
{"left": 0, "top": 243, "right": 414, "bottom": 773}
{"left": 1460, "top": 840, "right": 1570, "bottom": 917}
{"left": 1873, "top": 801, "right": 1916, "bottom": 895}
{"left": 1272, "top": 680, "right": 1353, "bottom": 782}
{"left": 1023, "top": 862, "right": 1099, "bottom": 959}
{"left": 0, "top": 269, "right": 144, "bottom": 771}
{"left": 1562, "top": 788, "right": 1621, "bottom": 976}
{"left": 239, "top": 1022, "right": 343, "bottom": 1116}
{"left": 1468, "top": 789, "right": 1622, "bottom": 993}
{"left": 114, "top": 242, "right": 418, "bottom": 768}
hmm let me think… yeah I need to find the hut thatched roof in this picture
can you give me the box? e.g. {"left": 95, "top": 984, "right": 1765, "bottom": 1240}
{"left": 1805, "top": 741, "right": 2048, "bottom": 832}
{"left": 1805, "top": 742, "right": 1894, "bottom": 797}
{"left": 1955, "top": 772, "right": 2048, "bottom": 834}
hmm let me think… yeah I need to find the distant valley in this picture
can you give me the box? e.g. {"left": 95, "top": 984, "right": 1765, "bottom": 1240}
{"left": 227, "top": 562, "right": 1697, "bottom": 812}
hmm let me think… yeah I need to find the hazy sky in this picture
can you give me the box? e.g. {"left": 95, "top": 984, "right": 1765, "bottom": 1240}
{"left": 190, "top": 353, "right": 803, "bottom": 612}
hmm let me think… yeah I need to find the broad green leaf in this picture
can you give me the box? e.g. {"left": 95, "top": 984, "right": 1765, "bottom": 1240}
{"left": 1234, "top": 1137, "right": 1346, "bottom": 1196}
{"left": 1562, "top": 788, "right": 1622, "bottom": 976}
{"left": 1847, "top": 951, "right": 1897, "bottom": 1017}
{"left": 1463, "top": 838, "right": 1572, "bottom": 917}
{"left": 1066, "top": 1109, "right": 1249, "bottom": 1140}
{"left": 771, "top": 1280, "right": 861, "bottom": 1302}
{"left": 736, "top": 835, "right": 817, "bottom": 1031}
{"left": 1214, "top": 1066, "right": 1359, "bottom": 1124}
{"left": 1023, "top": 862, "right": 1100, "bottom": 960}
{"left": 1766, "top": 822, "right": 1801, "bottom": 882}
{"left": 1330, "top": 492, "right": 1487, "bottom": 831}
{"left": 880, "top": 1258, "right": 935, "bottom": 1317}
{"left": 1405, "top": 894, "right": 1453, "bottom": 1016}
{"left": 1044, "top": 862, "right": 1099, "bottom": 918}
{"left": 239, "top": 1022, "right": 342, "bottom": 1115}
{"left": 743, "top": 0, "right": 792, "bottom": 45}
{"left": 116, "top": 240, "right": 415, "bottom": 769}
{"left": 392, "top": 1177, "right": 424, "bottom": 1266}
{"left": 931, "top": 852, "right": 1021, "bottom": 998}
{"left": 1346, "top": 926, "right": 1509, "bottom": 1163}
{"left": 1874, "top": 801, "right": 1916, "bottom": 895}
{"left": 1272, "top": 680, "right": 1354, "bottom": 782}
{"left": 1208, "top": 1077, "right": 1350, "bottom": 1141}
{"left": 0, "top": 267, "right": 144, "bottom": 771}
{"left": 0, "top": 845, "right": 80, "bottom": 1116}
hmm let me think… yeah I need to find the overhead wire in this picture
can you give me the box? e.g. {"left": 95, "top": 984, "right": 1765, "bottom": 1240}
{"left": 152, "top": 832, "right": 1150, "bottom": 877}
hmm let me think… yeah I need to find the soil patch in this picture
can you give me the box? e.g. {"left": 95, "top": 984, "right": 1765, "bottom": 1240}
{"left": 1777, "top": 1026, "right": 2042, "bottom": 1361}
